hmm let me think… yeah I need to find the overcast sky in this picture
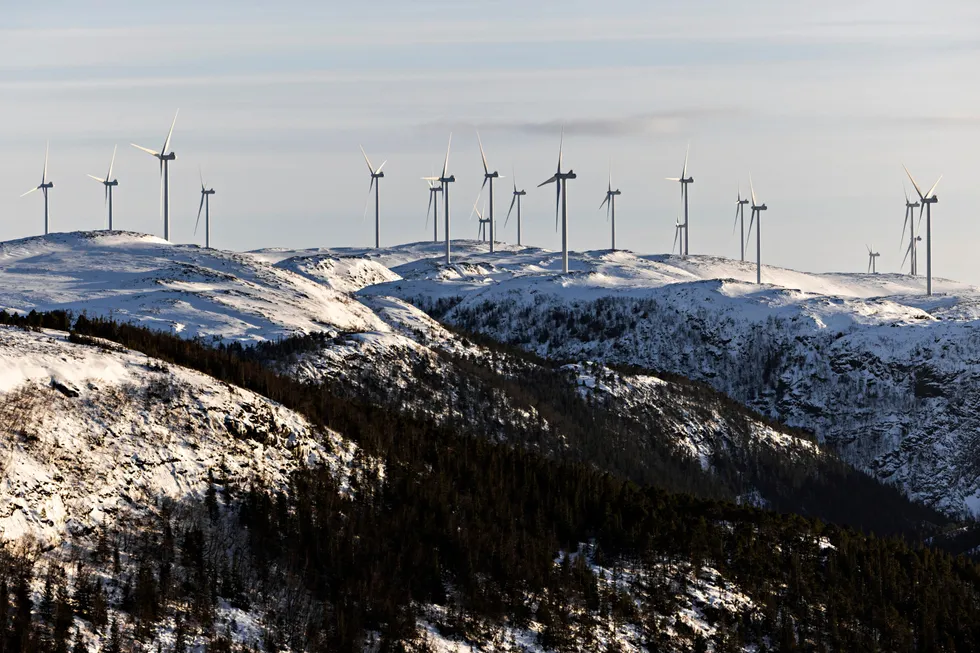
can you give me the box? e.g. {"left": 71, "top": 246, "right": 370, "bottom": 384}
{"left": 3, "top": 1, "right": 980, "bottom": 281}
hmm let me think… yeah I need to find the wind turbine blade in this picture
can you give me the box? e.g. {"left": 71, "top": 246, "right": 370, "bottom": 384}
{"left": 557, "top": 125, "right": 564, "bottom": 172}
{"left": 505, "top": 194, "right": 517, "bottom": 226}
{"left": 903, "top": 164, "right": 925, "bottom": 200}
{"left": 195, "top": 193, "right": 205, "bottom": 235}
{"left": 107, "top": 144, "right": 117, "bottom": 181}
{"left": 538, "top": 175, "right": 558, "bottom": 188}
{"left": 673, "top": 222, "right": 679, "bottom": 253}
{"left": 745, "top": 212, "right": 756, "bottom": 249}
{"left": 43, "top": 141, "right": 49, "bottom": 184}
{"left": 162, "top": 109, "right": 179, "bottom": 154}
{"left": 375, "top": 160, "right": 387, "bottom": 174}
{"left": 200, "top": 167, "right": 205, "bottom": 191}
{"left": 359, "top": 145, "right": 374, "bottom": 174}
{"left": 87, "top": 175, "right": 106, "bottom": 184}
{"left": 925, "top": 175, "right": 943, "bottom": 199}
{"left": 481, "top": 176, "right": 488, "bottom": 192}
{"left": 733, "top": 205, "right": 741, "bottom": 234}
{"left": 902, "top": 240, "right": 913, "bottom": 270}
{"left": 421, "top": 176, "right": 440, "bottom": 182}
{"left": 20, "top": 187, "right": 39, "bottom": 198}
{"left": 682, "top": 142, "right": 689, "bottom": 178}
{"left": 917, "top": 203, "right": 925, "bottom": 231}
{"left": 665, "top": 177, "right": 681, "bottom": 182}
{"left": 477, "top": 131, "right": 489, "bottom": 176}
{"left": 868, "top": 258, "right": 872, "bottom": 274}
{"left": 903, "top": 185, "right": 910, "bottom": 204}
{"left": 442, "top": 133, "right": 452, "bottom": 178}
{"left": 900, "top": 211, "right": 909, "bottom": 248}
{"left": 426, "top": 191, "right": 434, "bottom": 228}
{"left": 749, "top": 174, "right": 758, "bottom": 207}
{"left": 131, "top": 144, "right": 160, "bottom": 157}
{"left": 600, "top": 195, "right": 609, "bottom": 210}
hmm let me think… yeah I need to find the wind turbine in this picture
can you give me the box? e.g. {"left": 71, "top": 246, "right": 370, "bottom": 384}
{"left": 672, "top": 217, "right": 684, "bottom": 255}
{"left": 903, "top": 165, "right": 942, "bottom": 296}
{"left": 360, "top": 146, "right": 387, "bottom": 248}
{"left": 538, "top": 127, "right": 576, "bottom": 273}
{"left": 599, "top": 165, "right": 621, "bottom": 251}
{"left": 196, "top": 170, "right": 216, "bottom": 249}
{"left": 734, "top": 185, "right": 749, "bottom": 262}
{"left": 866, "top": 245, "right": 880, "bottom": 274}
{"left": 88, "top": 146, "right": 119, "bottom": 230}
{"left": 423, "top": 135, "right": 455, "bottom": 264}
{"left": 505, "top": 171, "right": 526, "bottom": 246}
{"left": 666, "top": 144, "right": 694, "bottom": 255}
{"left": 425, "top": 179, "right": 442, "bottom": 243}
{"left": 900, "top": 188, "right": 921, "bottom": 276}
{"left": 132, "top": 110, "right": 178, "bottom": 241}
{"left": 472, "top": 198, "right": 490, "bottom": 242}
{"left": 746, "top": 175, "right": 768, "bottom": 284}
{"left": 21, "top": 142, "right": 55, "bottom": 235}
{"left": 477, "top": 132, "right": 502, "bottom": 253}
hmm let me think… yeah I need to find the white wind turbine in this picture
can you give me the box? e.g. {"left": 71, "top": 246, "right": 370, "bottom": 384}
{"left": 903, "top": 165, "right": 942, "bottom": 295}
{"left": 196, "top": 169, "right": 216, "bottom": 249}
{"left": 672, "top": 217, "right": 684, "bottom": 255}
{"left": 21, "top": 142, "right": 55, "bottom": 235}
{"left": 88, "top": 146, "right": 118, "bottom": 230}
{"left": 131, "top": 110, "right": 179, "bottom": 241}
{"left": 733, "top": 185, "right": 749, "bottom": 262}
{"left": 745, "top": 175, "right": 768, "bottom": 284}
{"left": 900, "top": 187, "right": 921, "bottom": 276}
{"left": 538, "top": 126, "right": 576, "bottom": 273}
{"left": 505, "top": 170, "right": 526, "bottom": 246}
{"left": 599, "top": 164, "right": 621, "bottom": 251}
{"left": 425, "top": 178, "right": 442, "bottom": 243}
{"left": 666, "top": 144, "right": 694, "bottom": 255}
{"left": 421, "top": 135, "right": 456, "bottom": 265}
{"left": 866, "top": 245, "right": 880, "bottom": 274}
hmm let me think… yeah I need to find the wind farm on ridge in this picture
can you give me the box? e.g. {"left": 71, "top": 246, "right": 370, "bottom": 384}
{"left": 16, "top": 111, "right": 949, "bottom": 296}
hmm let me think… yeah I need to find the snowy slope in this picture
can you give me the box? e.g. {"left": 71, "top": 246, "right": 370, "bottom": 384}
{"left": 0, "top": 231, "right": 386, "bottom": 342}
{"left": 324, "top": 242, "right": 980, "bottom": 516}
{"left": 0, "top": 324, "right": 363, "bottom": 547}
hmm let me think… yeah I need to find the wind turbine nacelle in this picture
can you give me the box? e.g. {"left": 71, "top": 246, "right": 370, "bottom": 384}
{"left": 107, "top": 180, "right": 119, "bottom": 187}
{"left": 441, "top": 175, "right": 456, "bottom": 183}
{"left": 684, "top": 177, "right": 695, "bottom": 184}
{"left": 374, "top": 172, "right": 385, "bottom": 178}
{"left": 162, "top": 153, "right": 177, "bottom": 161}
{"left": 42, "top": 182, "right": 55, "bottom": 189}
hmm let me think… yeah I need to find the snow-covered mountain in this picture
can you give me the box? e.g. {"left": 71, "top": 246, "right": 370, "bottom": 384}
{"left": 0, "top": 231, "right": 971, "bottom": 515}
{"left": 334, "top": 242, "right": 980, "bottom": 516}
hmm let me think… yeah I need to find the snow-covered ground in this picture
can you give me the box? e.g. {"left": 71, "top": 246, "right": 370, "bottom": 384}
{"left": 0, "top": 325, "right": 365, "bottom": 547}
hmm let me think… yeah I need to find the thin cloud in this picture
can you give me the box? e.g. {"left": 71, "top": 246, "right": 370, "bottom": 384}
{"left": 450, "top": 111, "right": 744, "bottom": 138}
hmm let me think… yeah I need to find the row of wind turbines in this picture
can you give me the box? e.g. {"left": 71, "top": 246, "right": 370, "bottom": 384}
{"left": 20, "top": 111, "right": 218, "bottom": 248}
{"left": 363, "top": 129, "right": 775, "bottom": 282}
{"left": 20, "top": 113, "right": 945, "bottom": 297}
{"left": 366, "top": 129, "right": 944, "bottom": 296}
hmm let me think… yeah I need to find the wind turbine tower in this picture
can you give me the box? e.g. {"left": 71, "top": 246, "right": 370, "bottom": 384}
{"left": 599, "top": 166, "right": 621, "bottom": 251}
{"left": 666, "top": 145, "right": 694, "bottom": 255}
{"left": 360, "top": 146, "right": 387, "bottom": 248}
{"left": 901, "top": 188, "right": 921, "bottom": 275}
{"left": 21, "top": 142, "right": 55, "bottom": 235}
{"left": 734, "top": 185, "right": 749, "bottom": 262}
{"left": 196, "top": 170, "right": 216, "bottom": 249}
{"left": 426, "top": 180, "right": 442, "bottom": 242}
{"left": 747, "top": 175, "right": 768, "bottom": 284}
{"left": 538, "top": 127, "right": 576, "bottom": 273}
{"left": 505, "top": 172, "right": 526, "bottom": 246}
{"left": 867, "top": 245, "right": 880, "bottom": 273}
{"left": 88, "top": 146, "right": 119, "bottom": 230}
{"left": 132, "top": 110, "right": 179, "bottom": 241}
{"left": 904, "top": 165, "right": 942, "bottom": 296}
{"left": 477, "top": 132, "right": 502, "bottom": 253}
{"left": 423, "top": 135, "right": 455, "bottom": 264}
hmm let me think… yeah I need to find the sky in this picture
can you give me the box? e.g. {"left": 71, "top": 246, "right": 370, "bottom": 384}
{"left": 3, "top": 1, "right": 980, "bottom": 282}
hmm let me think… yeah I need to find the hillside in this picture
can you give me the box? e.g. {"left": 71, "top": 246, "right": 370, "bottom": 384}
{"left": 311, "top": 242, "right": 980, "bottom": 517}
{"left": 0, "top": 232, "right": 926, "bottom": 531}
{"left": 0, "top": 316, "right": 977, "bottom": 652}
